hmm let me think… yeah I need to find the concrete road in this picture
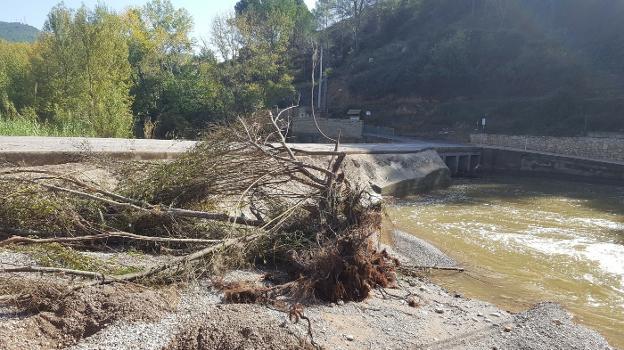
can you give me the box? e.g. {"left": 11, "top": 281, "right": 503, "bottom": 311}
{"left": 0, "top": 136, "right": 470, "bottom": 165}
{"left": 0, "top": 136, "right": 196, "bottom": 154}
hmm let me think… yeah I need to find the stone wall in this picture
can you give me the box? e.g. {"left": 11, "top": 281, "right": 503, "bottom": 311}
{"left": 471, "top": 134, "right": 624, "bottom": 163}
{"left": 479, "top": 147, "right": 624, "bottom": 184}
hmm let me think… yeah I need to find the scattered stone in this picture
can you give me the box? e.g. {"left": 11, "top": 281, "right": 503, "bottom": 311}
{"left": 503, "top": 325, "right": 513, "bottom": 332}
{"left": 419, "top": 286, "right": 428, "bottom": 292}
{"left": 434, "top": 308, "right": 444, "bottom": 314}
{"left": 552, "top": 319, "right": 562, "bottom": 326}
{"left": 490, "top": 312, "right": 501, "bottom": 318}
{"left": 345, "top": 334, "right": 354, "bottom": 341}
{"left": 407, "top": 296, "right": 419, "bottom": 308}
{"left": 337, "top": 300, "right": 345, "bottom": 306}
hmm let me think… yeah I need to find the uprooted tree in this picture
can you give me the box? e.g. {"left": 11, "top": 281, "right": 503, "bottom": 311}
{"left": 0, "top": 107, "right": 398, "bottom": 308}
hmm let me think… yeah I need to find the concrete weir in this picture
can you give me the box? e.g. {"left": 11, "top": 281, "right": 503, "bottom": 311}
{"left": 341, "top": 150, "right": 452, "bottom": 197}
{"left": 437, "top": 147, "right": 482, "bottom": 177}
{"left": 1, "top": 136, "right": 621, "bottom": 191}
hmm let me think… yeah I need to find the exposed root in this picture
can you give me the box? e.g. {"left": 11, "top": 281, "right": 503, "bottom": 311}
{"left": 222, "top": 281, "right": 272, "bottom": 304}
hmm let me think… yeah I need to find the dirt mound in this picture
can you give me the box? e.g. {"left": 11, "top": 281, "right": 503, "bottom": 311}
{"left": 0, "top": 283, "right": 175, "bottom": 350}
{"left": 164, "top": 304, "right": 314, "bottom": 350}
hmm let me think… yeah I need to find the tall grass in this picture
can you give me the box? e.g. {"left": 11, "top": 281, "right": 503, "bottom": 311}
{"left": 0, "top": 117, "right": 97, "bottom": 137}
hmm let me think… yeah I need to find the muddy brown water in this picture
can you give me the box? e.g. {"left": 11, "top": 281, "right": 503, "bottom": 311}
{"left": 388, "top": 176, "right": 624, "bottom": 349}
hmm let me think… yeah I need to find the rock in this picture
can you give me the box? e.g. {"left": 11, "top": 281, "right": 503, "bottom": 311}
{"left": 419, "top": 286, "right": 428, "bottom": 292}
{"left": 407, "top": 296, "right": 419, "bottom": 308}
{"left": 434, "top": 308, "right": 444, "bottom": 314}
{"left": 503, "top": 325, "right": 513, "bottom": 332}
{"left": 337, "top": 300, "right": 345, "bottom": 306}
{"left": 345, "top": 334, "right": 354, "bottom": 341}
{"left": 552, "top": 319, "right": 562, "bottom": 326}
{"left": 490, "top": 312, "right": 502, "bottom": 318}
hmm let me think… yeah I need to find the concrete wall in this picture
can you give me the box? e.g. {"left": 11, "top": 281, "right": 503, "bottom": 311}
{"left": 479, "top": 148, "right": 624, "bottom": 184}
{"left": 471, "top": 134, "right": 624, "bottom": 163}
{"left": 292, "top": 117, "right": 363, "bottom": 141}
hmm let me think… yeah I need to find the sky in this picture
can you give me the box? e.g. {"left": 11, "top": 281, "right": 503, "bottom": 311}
{"left": 0, "top": 0, "right": 317, "bottom": 41}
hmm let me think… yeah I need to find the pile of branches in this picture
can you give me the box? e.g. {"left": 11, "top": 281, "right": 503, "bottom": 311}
{"left": 0, "top": 108, "right": 398, "bottom": 304}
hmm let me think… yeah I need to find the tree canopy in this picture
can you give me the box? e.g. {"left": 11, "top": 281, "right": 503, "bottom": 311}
{"left": 2, "top": 0, "right": 624, "bottom": 138}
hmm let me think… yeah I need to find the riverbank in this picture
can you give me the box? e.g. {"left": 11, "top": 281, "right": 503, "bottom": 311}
{"left": 0, "top": 238, "right": 614, "bottom": 349}
{"left": 0, "top": 161, "right": 617, "bottom": 349}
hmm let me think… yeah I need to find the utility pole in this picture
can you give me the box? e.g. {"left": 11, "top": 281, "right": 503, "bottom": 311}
{"left": 317, "top": 44, "right": 323, "bottom": 111}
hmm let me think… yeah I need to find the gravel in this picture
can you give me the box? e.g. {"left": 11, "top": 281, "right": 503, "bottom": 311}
{"left": 0, "top": 226, "right": 616, "bottom": 349}
{"left": 0, "top": 250, "right": 36, "bottom": 268}
{"left": 390, "top": 229, "right": 457, "bottom": 267}
{"left": 66, "top": 281, "right": 222, "bottom": 350}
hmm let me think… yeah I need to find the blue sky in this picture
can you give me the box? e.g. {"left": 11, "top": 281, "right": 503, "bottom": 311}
{"left": 1, "top": 0, "right": 317, "bottom": 41}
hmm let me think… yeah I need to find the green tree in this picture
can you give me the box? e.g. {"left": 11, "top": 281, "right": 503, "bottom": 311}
{"left": 125, "top": 0, "right": 195, "bottom": 136}
{"left": 0, "top": 40, "right": 36, "bottom": 118}
{"left": 332, "top": 0, "right": 375, "bottom": 51}
{"left": 217, "top": 0, "right": 314, "bottom": 111}
{"left": 34, "top": 4, "right": 133, "bottom": 137}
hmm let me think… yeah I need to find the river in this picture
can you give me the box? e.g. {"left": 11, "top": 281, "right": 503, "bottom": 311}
{"left": 388, "top": 176, "right": 624, "bottom": 348}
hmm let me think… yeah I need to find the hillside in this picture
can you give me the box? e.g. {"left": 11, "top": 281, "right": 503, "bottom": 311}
{"left": 0, "top": 21, "right": 39, "bottom": 42}
{"left": 321, "top": 0, "right": 624, "bottom": 139}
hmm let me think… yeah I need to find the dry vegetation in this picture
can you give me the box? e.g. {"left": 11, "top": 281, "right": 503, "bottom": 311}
{"left": 0, "top": 109, "right": 398, "bottom": 334}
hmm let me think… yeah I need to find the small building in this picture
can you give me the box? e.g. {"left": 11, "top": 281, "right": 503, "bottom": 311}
{"left": 290, "top": 116, "right": 363, "bottom": 143}
{"left": 346, "top": 109, "right": 362, "bottom": 121}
